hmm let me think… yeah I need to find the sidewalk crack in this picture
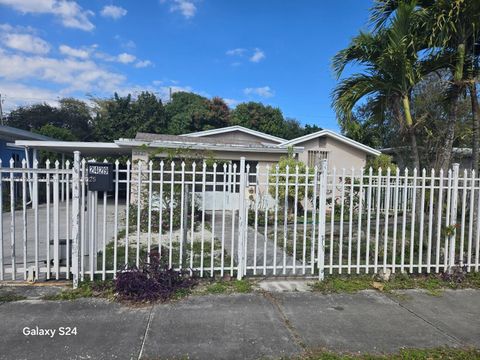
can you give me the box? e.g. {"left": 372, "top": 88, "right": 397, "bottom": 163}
{"left": 137, "top": 304, "right": 155, "bottom": 360}
{"left": 261, "top": 291, "right": 306, "bottom": 351}
{"left": 385, "top": 292, "right": 465, "bottom": 347}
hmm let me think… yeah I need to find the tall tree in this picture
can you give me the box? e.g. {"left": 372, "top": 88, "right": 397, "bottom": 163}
{"left": 165, "top": 92, "right": 230, "bottom": 134}
{"left": 372, "top": 0, "right": 480, "bottom": 170}
{"left": 230, "top": 102, "right": 287, "bottom": 139}
{"left": 333, "top": 1, "right": 425, "bottom": 169}
{"left": 6, "top": 99, "right": 92, "bottom": 141}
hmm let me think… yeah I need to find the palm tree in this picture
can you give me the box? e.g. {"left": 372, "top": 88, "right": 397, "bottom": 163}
{"left": 371, "top": 0, "right": 480, "bottom": 171}
{"left": 332, "top": 1, "right": 425, "bottom": 170}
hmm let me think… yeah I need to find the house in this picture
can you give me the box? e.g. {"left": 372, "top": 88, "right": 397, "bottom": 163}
{"left": 126, "top": 126, "right": 381, "bottom": 170}
{"left": 14, "top": 125, "right": 380, "bottom": 169}
{"left": 13, "top": 125, "right": 380, "bottom": 209}
{"left": 381, "top": 146, "right": 474, "bottom": 170}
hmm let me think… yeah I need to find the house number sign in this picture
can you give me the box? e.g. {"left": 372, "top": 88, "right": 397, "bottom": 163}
{"left": 87, "top": 163, "right": 114, "bottom": 191}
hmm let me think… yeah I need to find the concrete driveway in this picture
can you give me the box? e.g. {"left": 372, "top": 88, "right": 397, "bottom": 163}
{"left": 0, "top": 199, "right": 125, "bottom": 279}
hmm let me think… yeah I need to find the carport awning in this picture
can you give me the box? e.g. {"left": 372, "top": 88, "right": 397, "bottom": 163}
{"left": 14, "top": 140, "right": 131, "bottom": 157}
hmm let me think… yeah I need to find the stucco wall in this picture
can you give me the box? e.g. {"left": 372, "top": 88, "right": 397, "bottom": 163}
{"left": 296, "top": 136, "right": 367, "bottom": 170}
{"left": 193, "top": 130, "right": 280, "bottom": 145}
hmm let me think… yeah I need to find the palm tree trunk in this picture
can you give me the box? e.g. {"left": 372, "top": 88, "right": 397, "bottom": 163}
{"left": 435, "top": 88, "right": 459, "bottom": 172}
{"left": 470, "top": 82, "right": 479, "bottom": 172}
{"left": 401, "top": 95, "right": 421, "bottom": 170}
{"left": 435, "top": 44, "right": 466, "bottom": 172}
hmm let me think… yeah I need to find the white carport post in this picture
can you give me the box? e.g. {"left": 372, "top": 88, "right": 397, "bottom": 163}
{"left": 71, "top": 151, "right": 81, "bottom": 288}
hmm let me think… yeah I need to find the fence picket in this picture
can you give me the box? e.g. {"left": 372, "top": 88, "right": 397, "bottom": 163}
{"left": 468, "top": 171, "right": 475, "bottom": 272}
{"left": 356, "top": 168, "right": 364, "bottom": 274}
{"left": 459, "top": 170, "right": 467, "bottom": 267}
{"left": 401, "top": 168, "right": 408, "bottom": 273}
{"left": 374, "top": 168, "right": 382, "bottom": 273}
{"left": 221, "top": 163, "right": 227, "bottom": 277}
{"left": 253, "top": 164, "right": 260, "bottom": 275}
{"left": 21, "top": 160, "right": 27, "bottom": 280}
{"left": 391, "top": 169, "right": 400, "bottom": 273}
{"left": 283, "top": 165, "right": 289, "bottom": 275}
{"left": 383, "top": 167, "right": 391, "bottom": 273}
{"left": 263, "top": 165, "right": 270, "bottom": 276}
{"left": 348, "top": 167, "right": 354, "bottom": 274}
{"left": 444, "top": 170, "right": 452, "bottom": 271}
{"left": 329, "top": 167, "right": 336, "bottom": 275}
{"left": 436, "top": 169, "right": 444, "bottom": 273}
{"left": 339, "top": 168, "right": 346, "bottom": 274}
{"left": 273, "top": 165, "right": 279, "bottom": 275}
{"left": 418, "top": 169, "right": 426, "bottom": 273}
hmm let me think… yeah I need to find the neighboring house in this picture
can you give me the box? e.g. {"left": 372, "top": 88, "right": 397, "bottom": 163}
{"left": 382, "top": 147, "right": 474, "bottom": 170}
{"left": 0, "top": 125, "right": 53, "bottom": 167}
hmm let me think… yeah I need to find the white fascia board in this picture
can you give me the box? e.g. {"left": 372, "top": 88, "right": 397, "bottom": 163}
{"left": 15, "top": 140, "right": 122, "bottom": 149}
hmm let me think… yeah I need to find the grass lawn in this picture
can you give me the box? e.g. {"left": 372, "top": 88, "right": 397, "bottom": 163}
{"left": 309, "top": 271, "right": 480, "bottom": 295}
{"left": 297, "top": 348, "right": 480, "bottom": 360}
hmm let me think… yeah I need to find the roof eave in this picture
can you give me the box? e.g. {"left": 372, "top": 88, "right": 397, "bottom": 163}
{"left": 115, "top": 139, "right": 303, "bottom": 154}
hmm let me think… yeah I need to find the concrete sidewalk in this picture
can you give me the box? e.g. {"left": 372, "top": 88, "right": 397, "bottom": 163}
{"left": 0, "top": 289, "right": 479, "bottom": 360}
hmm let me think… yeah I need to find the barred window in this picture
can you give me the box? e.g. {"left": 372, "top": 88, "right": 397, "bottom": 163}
{"left": 307, "top": 150, "right": 328, "bottom": 168}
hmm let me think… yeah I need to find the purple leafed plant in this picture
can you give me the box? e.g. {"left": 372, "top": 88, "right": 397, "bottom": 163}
{"left": 115, "top": 252, "right": 197, "bottom": 302}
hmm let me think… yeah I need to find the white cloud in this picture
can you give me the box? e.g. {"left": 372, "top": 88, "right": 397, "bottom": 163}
{"left": 95, "top": 51, "right": 152, "bottom": 67}
{"left": 0, "top": 0, "right": 95, "bottom": 31}
{"left": 114, "top": 35, "right": 135, "bottom": 49}
{"left": 170, "top": 0, "right": 196, "bottom": 19}
{"left": 244, "top": 86, "right": 274, "bottom": 98}
{"left": 0, "top": 82, "right": 60, "bottom": 111}
{"left": 59, "top": 44, "right": 89, "bottom": 59}
{"left": 226, "top": 47, "right": 265, "bottom": 64}
{"left": 249, "top": 48, "right": 265, "bottom": 63}
{"left": 2, "top": 33, "right": 50, "bottom": 54}
{"left": 226, "top": 48, "right": 246, "bottom": 56}
{"left": 135, "top": 60, "right": 153, "bottom": 68}
{"left": 100, "top": 5, "right": 127, "bottom": 19}
{"left": 0, "top": 51, "right": 125, "bottom": 93}
{"left": 117, "top": 52, "right": 136, "bottom": 64}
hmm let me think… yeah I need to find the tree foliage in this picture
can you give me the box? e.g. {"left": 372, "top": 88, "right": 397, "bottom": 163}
{"left": 334, "top": 0, "right": 480, "bottom": 171}
{"left": 7, "top": 98, "right": 92, "bottom": 141}
{"left": 6, "top": 91, "right": 320, "bottom": 142}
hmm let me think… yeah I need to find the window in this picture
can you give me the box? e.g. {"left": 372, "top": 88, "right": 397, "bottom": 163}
{"left": 307, "top": 150, "right": 328, "bottom": 168}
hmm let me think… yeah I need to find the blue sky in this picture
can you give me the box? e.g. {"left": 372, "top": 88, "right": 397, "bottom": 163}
{"left": 0, "top": 0, "right": 372, "bottom": 131}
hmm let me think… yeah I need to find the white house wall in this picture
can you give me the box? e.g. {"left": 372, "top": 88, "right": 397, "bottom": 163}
{"left": 296, "top": 136, "right": 367, "bottom": 170}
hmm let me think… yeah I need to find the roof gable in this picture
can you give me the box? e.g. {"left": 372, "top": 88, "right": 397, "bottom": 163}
{"left": 280, "top": 129, "right": 381, "bottom": 156}
{"left": 183, "top": 125, "right": 286, "bottom": 144}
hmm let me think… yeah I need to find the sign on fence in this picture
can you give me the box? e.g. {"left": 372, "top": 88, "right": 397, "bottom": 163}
{"left": 87, "top": 163, "right": 113, "bottom": 192}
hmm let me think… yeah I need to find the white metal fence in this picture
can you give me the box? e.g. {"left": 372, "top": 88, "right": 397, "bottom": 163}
{"left": 0, "top": 153, "right": 479, "bottom": 287}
